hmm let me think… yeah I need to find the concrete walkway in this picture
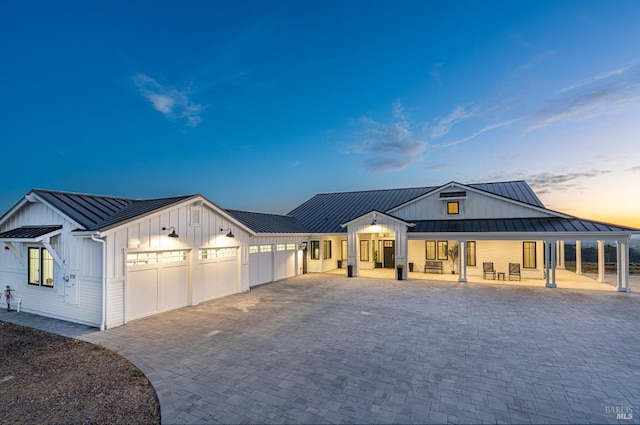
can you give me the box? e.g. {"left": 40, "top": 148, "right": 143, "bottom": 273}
{"left": 2, "top": 274, "right": 640, "bottom": 424}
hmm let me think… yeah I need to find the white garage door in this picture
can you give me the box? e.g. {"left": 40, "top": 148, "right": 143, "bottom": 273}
{"left": 249, "top": 244, "right": 273, "bottom": 287}
{"left": 126, "top": 251, "right": 189, "bottom": 321}
{"left": 274, "top": 243, "right": 297, "bottom": 280}
{"left": 193, "top": 247, "right": 238, "bottom": 303}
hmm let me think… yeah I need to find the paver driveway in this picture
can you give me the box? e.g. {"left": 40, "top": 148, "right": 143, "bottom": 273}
{"left": 81, "top": 274, "right": 640, "bottom": 424}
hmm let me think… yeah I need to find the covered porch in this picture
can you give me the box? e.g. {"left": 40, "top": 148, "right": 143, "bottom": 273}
{"left": 329, "top": 267, "right": 634, "bottom": 292}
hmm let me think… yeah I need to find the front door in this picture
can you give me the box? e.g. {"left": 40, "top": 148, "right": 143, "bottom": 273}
{"left": 383, "top": 240, "right": 395, "bottom": 268}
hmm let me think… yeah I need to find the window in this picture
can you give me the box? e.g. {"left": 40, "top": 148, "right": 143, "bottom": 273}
{"left": 249, "top": 245, "right": 259, "bottom": 254}
{"left": 199, "top": 248, "right": 236, "bottom": 259}
{"left": 276, "top": 244, "right": 286, "bottom": 251}
{"left": 437, "top": 241, "right": 448, "bottom": 260}
{"left": 447, "top": 201, "right": 459, "bottom": 215}
{"left": 341, "top": 240, "right": 347, "bottom": 261}
{"left": 360, "top": 240, "right": 370, "bottom": 261}
{"left": 311, "top": 241, "right": 320, "bottom": 260}
{"left": 425, "top": 241, "right": 436, "bottom": 260}
{"left": 28, "top": 247, "right": 54, "bottom": 287}
{"left": 323, "top": 240, "right": 332, "bottom": 259}
{"left": 286, "top": 243, "right": 296, "bottom": 250}
{"left": 259, "top": 245, "right": 272, "bottom": 253}
{"left": 466, "top": 241, "right": 476, "bottom": 266}
{"left": 126, "top": 252, "right": 158, "bottom": 266}
{"left": 523, "top": 241, "right": 536, "bottom": 268}
{"left": 162, "top": 250, "right": 188, "bottom": 263}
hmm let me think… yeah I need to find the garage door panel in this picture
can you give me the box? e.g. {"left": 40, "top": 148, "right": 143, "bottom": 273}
{"left": 160, "top": 264, "right": 189, "bottom": 311}
{"left": 217, "top": 258, "right": 237, "bottom": 297}
{"left": 127, "top": 268, "right": 159, "bottom": 321}
{"left": 193, "top": 248, "right": 240, "bottom": 304}
{"left": 250, "top": 248, "right": 273, "bottom": 287}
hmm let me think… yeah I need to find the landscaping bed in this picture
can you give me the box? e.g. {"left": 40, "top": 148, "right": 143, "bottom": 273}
{"left": 0, "top": 321, "right": 159, "bottom": 424}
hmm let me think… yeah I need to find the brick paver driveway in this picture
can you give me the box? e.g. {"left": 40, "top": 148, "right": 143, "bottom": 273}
{"left": 83, "top": 274, "right": 640, "bottom": 424}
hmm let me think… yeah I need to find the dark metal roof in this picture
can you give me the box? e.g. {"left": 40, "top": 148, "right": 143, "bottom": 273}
{"left": 410, "top": 217, "right": 638, "bottom": 233}
{"left": 288, "top": 186, "right": 438, "bottom": 233}
{"left": 33, "top": 190, "right": 134, "bottom": 229}
{"left": 468, "top": 181, "right": 544, "bottom": 208}
{"left": 226, "top": 210, "right": 309, "bottom": 233}
{"left": 0, "top": 225, "right": 63, "bottom": 239}
{"left": 92, "top": 196, "right": 196, "bottom": 231}
{"left": 287, "top": 181, "right": 544, "bottom": 234}
{"left": 32, "top": 190, "right": 194, "bottom": 231}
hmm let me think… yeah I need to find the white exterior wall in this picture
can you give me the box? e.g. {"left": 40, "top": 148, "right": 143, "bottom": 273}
{"left": 104, "top": 201, "right": 251, "bottom": 329}
{"left": 0, "top": 202, "right": 103, "bottom": 326}
{"left": 392, "top": 190, "right": 554, "bottom": 221}
{"left": 307, "top": 235, "right": 342, "bottom": 273}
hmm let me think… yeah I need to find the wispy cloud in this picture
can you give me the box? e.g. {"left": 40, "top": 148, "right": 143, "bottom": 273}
{"left": 439, "top": 117, "right": 523, "bottom": 147}
{"left": 430, "top": 106, "right": 475, "bottom": 140}
{"left": 287, "top": 160, "right": 300, "bottom": 169}
{"left": 526, "top": 170, "right": 611, "bottom": 194}
{"left": 344, "top": 100, "right": 426, "bottom": 173}
{"left": 527, "top": 63, "right": 640, "bottom": 131}
{"left": 435, "top": 60, "right": 640, "bottom": 145}
{"left": 133, "top": 74, "right": 205, "bottom": 127}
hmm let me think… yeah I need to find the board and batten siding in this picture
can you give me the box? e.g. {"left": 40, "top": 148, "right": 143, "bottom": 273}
{"left": 0, "top": 201, "right": 103, "bottom": 327}
{"left": 391, "top": 190, "right": 553, "bottom": 221}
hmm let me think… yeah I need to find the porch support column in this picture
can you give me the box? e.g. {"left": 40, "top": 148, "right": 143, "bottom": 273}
{"left": 617, "top": 240, "right": 630, "bottom": 292}
{"left": 395, "top": 227, "right": 408, "bottom": 280}
{"left": 558, "top": 240, "right": 565, "bottom": 269}
{"left": 575, "top": 240, "right": 582, "bottom": 275}
{"left": 458, "top": 240, "right": 467, "bottom": 283}
{"left": 546, "top": 240, "right": 557, "bottom": 288}
{"left": 347, "top": 226, "right": 359, "bottom": 277}
{"left": 597, "top": 240, "right": 605, "bottom": 283}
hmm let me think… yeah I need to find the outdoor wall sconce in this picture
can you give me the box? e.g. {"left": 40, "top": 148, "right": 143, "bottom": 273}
{"left": 162, "top": 226, "right": 179, "bottom": 238}
{"left": 221, "top": 228, "right": 234, "bottom": 238}
{"left": 370, "top": 219, "right": 377, "bottom": 225}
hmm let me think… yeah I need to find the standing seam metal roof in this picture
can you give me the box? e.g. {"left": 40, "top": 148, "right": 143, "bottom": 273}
{"left": 225, "top": 210, "right": 309, "bottom": 233}
{"left": 287, "top": 181, "right": 545, "bottom": 234}
{"left": 32, "top": 190, "right": 195, "bottom": 231}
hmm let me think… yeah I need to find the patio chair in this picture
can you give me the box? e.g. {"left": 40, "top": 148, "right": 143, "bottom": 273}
{"left": 483, "top": 262, "right": 496, "bottom": 280}
{"left": 509, "top": 263, "right": 521, "bottom": 281}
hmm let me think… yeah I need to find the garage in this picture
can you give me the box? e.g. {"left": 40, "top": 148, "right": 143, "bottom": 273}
{"left": 249, "top": 244, "right": 273, "bottom": 287}
{"left": 126, "top": 250, "right": 190, "bottom": 321}
{"left": 193, "top": 247, "right": 239, "bottom": 303}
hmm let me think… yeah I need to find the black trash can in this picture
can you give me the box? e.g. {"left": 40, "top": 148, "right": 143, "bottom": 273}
{"left": 347, "top": 265, "right": 353, "bottom": 277}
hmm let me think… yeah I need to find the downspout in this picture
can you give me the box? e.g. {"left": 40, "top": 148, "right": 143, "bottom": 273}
{"left": 91, "top": 232, "right": 107, "bottom": 331}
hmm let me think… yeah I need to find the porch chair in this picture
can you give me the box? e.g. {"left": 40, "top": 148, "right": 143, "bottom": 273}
{"left": 483, "top": 262, "right": 496, "bottom": 280}
{"left": 509, "top": 263, "right": 521, "bottom": 281}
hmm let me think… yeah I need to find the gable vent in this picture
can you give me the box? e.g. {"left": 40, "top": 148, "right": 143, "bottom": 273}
{"left": 440, "top": 191, "right": 466, "bottom": 198}
{"left": 190, "top": 206, "right": 202, "bottom": 226}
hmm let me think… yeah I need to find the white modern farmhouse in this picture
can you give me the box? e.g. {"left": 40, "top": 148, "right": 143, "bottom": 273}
{"left": 0, "top": 181, "right": 637, "bottom": 330}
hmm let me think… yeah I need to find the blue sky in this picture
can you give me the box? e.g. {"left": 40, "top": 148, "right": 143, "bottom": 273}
{"left": 1, "top": 0, "right": 639, "bottom": 226}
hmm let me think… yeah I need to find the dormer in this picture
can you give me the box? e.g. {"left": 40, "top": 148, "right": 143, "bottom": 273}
{"left": 439, "top": 190, "right": 467, "bottom": 217}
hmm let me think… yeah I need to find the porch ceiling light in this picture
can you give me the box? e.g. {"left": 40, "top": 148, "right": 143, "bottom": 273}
{"left": 221, "top": 227, "right": 234, "bottom": 238}
{"left": 162, "top": 226, "right": 179, "bottom": 238}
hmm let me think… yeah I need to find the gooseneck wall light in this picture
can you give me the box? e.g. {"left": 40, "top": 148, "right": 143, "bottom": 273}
{"left": 162, "top": 226, "right": 179, "bottom": 238}
{"left": 221, "top": 228, "right": 235, "bottom": 238}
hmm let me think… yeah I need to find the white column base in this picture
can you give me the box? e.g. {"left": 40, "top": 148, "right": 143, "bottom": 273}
{"left": 546, "top": 282, "right": 557, "bottom": 288}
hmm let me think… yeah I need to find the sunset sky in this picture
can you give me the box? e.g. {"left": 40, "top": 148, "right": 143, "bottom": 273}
{"left": 1, "top": 1, "right": 639, "bottom": 227}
